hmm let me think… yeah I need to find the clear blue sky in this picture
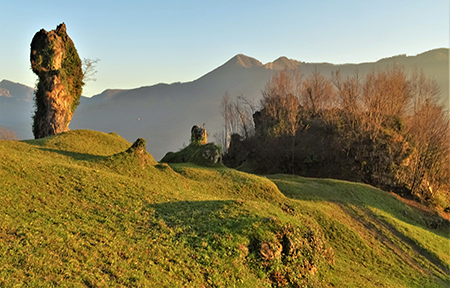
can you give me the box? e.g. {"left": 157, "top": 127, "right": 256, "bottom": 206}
{"left": 0, "top": 0, "right": 448, "bottom": 97}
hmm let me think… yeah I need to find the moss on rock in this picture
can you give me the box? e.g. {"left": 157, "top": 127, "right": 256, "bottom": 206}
{"left": 30, "top": 23, "right": 84, "bottom": 139}
{"left": 160, "top": 142, "right": 222, "bottom": 167}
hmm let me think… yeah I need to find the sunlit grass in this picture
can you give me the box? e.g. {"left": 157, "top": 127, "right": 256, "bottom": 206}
{"left": 268, "top": 174, "right": 450, "bottom": 287}
{"left": 0, "top": 130, "right": 448, "bottom": 287}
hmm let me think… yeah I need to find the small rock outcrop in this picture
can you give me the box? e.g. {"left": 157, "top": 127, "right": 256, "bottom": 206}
{"left": 191, "top": 125, "right": 207, "bottom": 145}
{"left": 126, "top": 138, "right": 150, "bottom": 167}
{"left": 30, "top": 23, "right": 84, "bottom": 139}
{"left": 248, "top": 219, "right": 334, "bottom": 287}
{"left": 105, "top": 137, "right": 157, "bottom": 169}
{"left": 160, "top": 125, "right": 222, "bottom": 166}
{"left": 260, "top": 242, "right": 282, "bottom": 260}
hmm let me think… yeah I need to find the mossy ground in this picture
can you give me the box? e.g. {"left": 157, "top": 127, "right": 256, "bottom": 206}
{"left": 0, "top": 130, "right": 448, "bottom": 287}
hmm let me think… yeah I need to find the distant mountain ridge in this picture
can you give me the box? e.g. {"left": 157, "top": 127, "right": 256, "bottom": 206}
{"left": 228, "top": 54, "right": 264, "bottom": 68}
{"left": 265, "top": 56, "right": 301, "bottom": 70}
{"left": 1, "top": 48, "right": 448, "bottom": 160}
{"left": 0, "top": 80, "right": 35, "bottom": 138}
{"left": 0, "top": 80, "right": 34, "bottom": 101}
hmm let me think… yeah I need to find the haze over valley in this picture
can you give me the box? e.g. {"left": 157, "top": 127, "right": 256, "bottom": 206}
{"left": 1, "top": 48, "right": 448, "bottom": 160}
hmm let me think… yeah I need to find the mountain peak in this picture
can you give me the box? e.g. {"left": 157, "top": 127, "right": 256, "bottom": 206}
{"left": 265, "top": 56, "right": 300, "bottom": 70}
{"left": 226, "top": 54, "right": 264, "bottom": 68}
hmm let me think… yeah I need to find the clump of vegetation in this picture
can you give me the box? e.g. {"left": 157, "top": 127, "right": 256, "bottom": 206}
{"left": 223, "top": 68, "right": 450, "bottom": 210}
{"left": 247, "top": 217, "right": 334, "bottom": 287}
{"left": 30, "top": 23, "right": 84, "bottom": 139}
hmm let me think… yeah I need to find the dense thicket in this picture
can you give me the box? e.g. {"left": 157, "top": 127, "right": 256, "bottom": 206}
{"left": 223, "top": 68, "right": 450, "bottom": 207}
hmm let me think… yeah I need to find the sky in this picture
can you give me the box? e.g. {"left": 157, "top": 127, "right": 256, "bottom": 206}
{"left": 0, "top": 0, "right": 448, "bottom": 97}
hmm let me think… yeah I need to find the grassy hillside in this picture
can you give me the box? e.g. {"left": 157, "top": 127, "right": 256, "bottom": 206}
{"left": 269, "top": 175, "right": 450, "bottom": 287}
{"left": 0, "top": 130, "right": 449, "bottom": 287}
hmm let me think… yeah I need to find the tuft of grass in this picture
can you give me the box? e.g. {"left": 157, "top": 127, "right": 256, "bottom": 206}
{"left": 0, "top": 130, "right": 448, "bottom": 287}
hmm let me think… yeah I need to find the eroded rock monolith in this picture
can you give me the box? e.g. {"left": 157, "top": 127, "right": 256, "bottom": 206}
{"left": 30, "top": 23, "right": 84, "bottom": 139}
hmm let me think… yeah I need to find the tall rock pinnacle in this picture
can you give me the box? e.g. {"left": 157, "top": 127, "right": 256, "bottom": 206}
{"left": 30, "top": 23, "right": 84, "bottom": 139}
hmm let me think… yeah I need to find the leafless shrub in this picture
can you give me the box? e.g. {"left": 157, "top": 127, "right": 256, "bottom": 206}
{"left": 217, "top": 92, "right": 256, "bottom": 151}
{"left": 0, "top": 126, "right": 19, "bottom": 140}
{"left": 261, "top": 70, "right": 302, "bottom": 136}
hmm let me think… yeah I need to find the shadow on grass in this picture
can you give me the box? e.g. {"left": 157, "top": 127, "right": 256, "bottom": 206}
{"left": 149, "top": 200, "right": 260, "bottom": 239}
{"left": 37, "top": 147, "right": 105, "bottom": 161}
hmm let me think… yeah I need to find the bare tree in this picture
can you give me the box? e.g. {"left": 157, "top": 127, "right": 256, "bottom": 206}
{"left": 82, "top": 58, "right": 100, "bottom": 82}
{"left": 212, "top": 129, "right": 228, "bottom": 153}
{"left": 261, "top": 70, "right": 302, "bottom": 136}
{"left": 0, "top": 126, "right": 19, "bottom": 140}
{"left": 217, "top": 92, "right": 256, "bottom": 151}
{"left": 218, "top": 92, "right": 236, "bottom": 150}
{"left": 234, "top": 94, "right": 256, "bottom": 138}
{"left": 259, "top": 71, "right": 305, "bottom": 172}
{"left": 333, "top": 70, "right": 362, "bottom": 114}
{"left": 336, "top": 66, "right": 449, "bottom": 198}
{"left": 301, "top": 69, "right": 336, "bottom": 116}
{"left": 362, "top": 65, "right": 410, "bottom": 134}
{"left": 407, "top": 68, "right": 441, "bottom": 114}
{"left": 224, "top": 65, "right": 449, "bottom": 204}
{"left": 401, "top": 70, "right": 450, "bottom": 198}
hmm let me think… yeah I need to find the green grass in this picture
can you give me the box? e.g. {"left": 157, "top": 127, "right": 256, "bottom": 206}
{"left": 0, "top": 130, "right": 449, "bottom": 287}
{"left": 269, "top": 174, "right": 450, "bottom": 287}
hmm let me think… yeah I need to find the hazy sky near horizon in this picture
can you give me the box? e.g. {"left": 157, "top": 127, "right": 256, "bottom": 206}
{"left": 0, "top": 0, "right": 448, "bottom": 97}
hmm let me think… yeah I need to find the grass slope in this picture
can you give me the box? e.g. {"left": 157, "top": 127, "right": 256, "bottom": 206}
{"left": 269, "top": 175, "right": 450, "bottom": 287}
{"left": 0, "top": 130, "right": 448, "bottom": 287}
